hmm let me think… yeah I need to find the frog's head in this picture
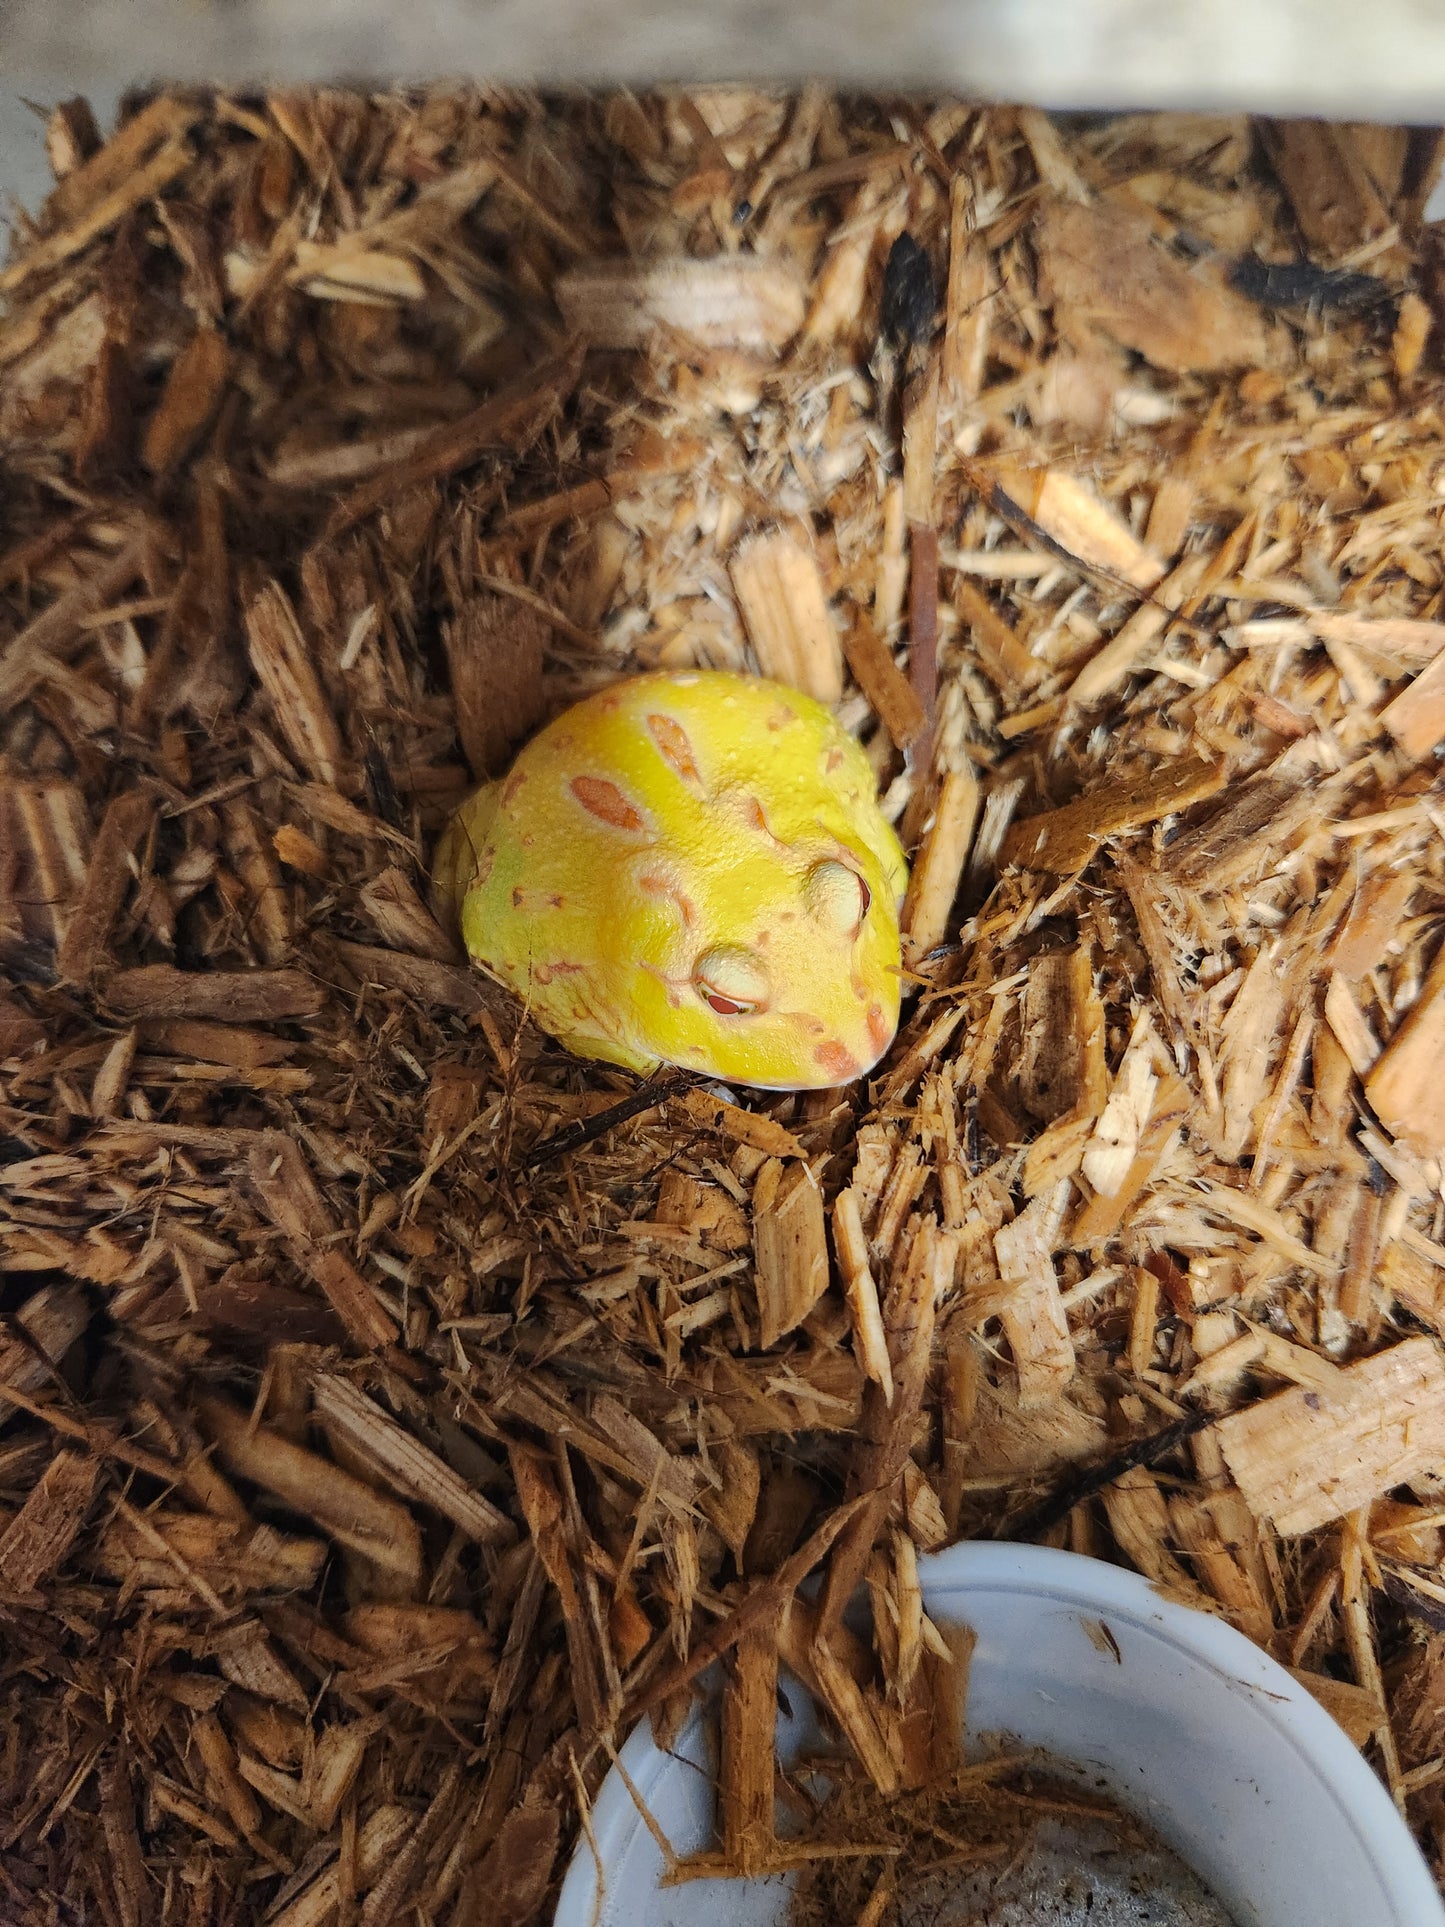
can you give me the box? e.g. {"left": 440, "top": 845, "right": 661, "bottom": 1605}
{"left": 621, "top": 821, "right": 906, "bottom": 1091}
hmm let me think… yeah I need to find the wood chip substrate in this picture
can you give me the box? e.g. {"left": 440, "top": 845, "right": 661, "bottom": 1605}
{"left": 7, "top": 89, "right": 1445, "bottom": 1922}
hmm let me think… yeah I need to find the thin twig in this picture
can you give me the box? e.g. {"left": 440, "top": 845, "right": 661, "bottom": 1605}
{"left": 1003, "top": 1409, "right": 1215, "bottom": 1540}
{"left": 519, "top": 1068, "right": 704, "bottom": 1169}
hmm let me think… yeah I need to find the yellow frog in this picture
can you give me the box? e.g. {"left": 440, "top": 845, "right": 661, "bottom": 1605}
{"left": 433, "top": 670, "right": 908, "bottom": 1089}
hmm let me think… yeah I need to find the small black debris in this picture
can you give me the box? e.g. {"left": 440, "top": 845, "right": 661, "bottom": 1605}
{"left": 1228, "top": 256, "right": 1393, "bottom": 314}
{"left": 881, "top": 232, "right": 937, "bottom": 349}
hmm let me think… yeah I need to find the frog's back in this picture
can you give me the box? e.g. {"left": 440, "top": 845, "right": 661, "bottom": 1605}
{"left": 587, "top": 672, "right": 905, "bottom": 889}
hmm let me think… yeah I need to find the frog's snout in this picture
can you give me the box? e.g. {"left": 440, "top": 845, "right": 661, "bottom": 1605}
{"left": 794, "top": 991, "right": 899, "bottom": 1089}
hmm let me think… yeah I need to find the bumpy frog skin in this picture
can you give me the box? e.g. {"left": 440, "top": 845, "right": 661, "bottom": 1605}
{"left": 433, "top": 670, "right": 909, "bottom": 1089}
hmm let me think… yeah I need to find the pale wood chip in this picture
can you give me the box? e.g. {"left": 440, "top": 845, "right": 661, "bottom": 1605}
{"left": 54, "top": 789, "right": 155, "bottom": 986}
{"left": 901, "top": 769, "right": 979, "bottom": 964}
{"left": 1366, "top": 950, "right": 1445, "bottom": 1155}
{"left": 1, "top": 138, "right": 196, "bottom": 291}
{"left": 312, "top": 1374, "right": 514, "bottom": 1544}
{"left": 1380, "top": 650, "right": 1445, "bottom": 761}
{"left": 208, "top": 1616, "right": 310, "bottom": 1710}
{"left": 269, "top": 1804, "right": 415, "bottom": 1927}
{"left": 953, "top": 578, "right": 1039, "bottom": 694}
{"left": 1215, "top": 1336, "right": 1445, "bottom": 1534}
{"left": 1064, "top": 552, "right": 1210, "bottom": 708}
{"left": 720, "top": 1606, "right": 778, "bottom": 1873}
{"left": 244, "top": 580, "right": 347, "bottom": 788}
{"left": 0, "top": 531, "right": 155, "bottom": 708}
{"left": 1258, "top": 120, "right": 1397, "bottom": 258}
{"left": 289, "top": 239, "right": 428, "bottom": 303}
{"left": 675, "top": 1087, "right": 805, "bottom": 1158}
{"left": 818, "top": 1218, "right": 952, "bottom": 1636}
{"left": 1082, "top": 1010, "right": 1159, "bottom": 1198}
{"left": 992, "top": 1185, "right": 1075, "bottom": 1409}
{"left": 358, "top": 865, "right": 458, "bottom": 963}
{"left": 0, "top": 1449, "right": 98, "bottom": 1592}
{"left": 969, "top": 455, "right": 1166, "bottom": 590}
{"left": 832, "top": 1188, "right": 893, "bottom": 1403}
{"left": 1102, "top": 1467, "right": 1216, "bottom": 1609}
{"left": 103, "top": 963, "right": 323, "bottom": 1026}
{"left": 1218, "top": 940, "right": 1286, "bottom": 1161}
{"left": 559, "top": 255, "right": 805, "bottom": 351}
{"left": 200, "top": 1395, "right": 423, "bottom": 1593}
{"left": 332, "top": 939, "right": 499, "bottom": 1017}
{"left": 250, "top": 1136, "right": 399, "bottom": 1351}
{"left": 752, "top": 1157, "right": 830, "bottom": 1349}
{"left": 730, "top": 529, "right": 845, "bottom": 702}
{"left": 0, "top": 1283, "right": 93, "bottom": 1422}
{"left": 586, "top": 1392, "right": 699, "bottom": 1512}
{"left": 1324, "top": 972, "right": 1380, "bottom": 1078}
{"left": 192, "top": 1710, "right": 263, "bottom": 1840}
{"left": 509, "top": 1442, "right": 607, "bottom": 1734}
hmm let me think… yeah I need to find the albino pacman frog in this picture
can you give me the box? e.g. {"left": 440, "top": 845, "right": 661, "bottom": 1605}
{"left": 433, "top": 669, "right": 908, "bottom": 1090}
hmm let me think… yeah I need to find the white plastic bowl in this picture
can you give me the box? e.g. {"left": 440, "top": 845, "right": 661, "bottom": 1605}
{"left": 555, "top": 1542, "right": 1445, "bottom": 1927}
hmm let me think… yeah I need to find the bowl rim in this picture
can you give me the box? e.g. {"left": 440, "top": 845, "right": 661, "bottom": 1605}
{"left": 555, "top": 1540, "right": 1445, "bottom": 1925}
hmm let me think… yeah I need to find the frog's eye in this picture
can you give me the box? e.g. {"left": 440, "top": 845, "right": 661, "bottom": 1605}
{"left": 805, "top": 859, "right": 870, "bottom": 938}
{"left": 693, "top": 946, "right": 769, "bottom": 1018}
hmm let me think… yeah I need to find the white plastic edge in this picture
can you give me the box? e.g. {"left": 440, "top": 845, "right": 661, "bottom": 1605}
{"left": 555, "top": 1541, "right": 1445, "bottom": 1927}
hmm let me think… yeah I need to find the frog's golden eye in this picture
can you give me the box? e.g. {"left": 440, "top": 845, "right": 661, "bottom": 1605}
{"left": 805, "top": 859, "right": 870, "bottom": 938}
{"left": 693, "top": 946, "right": 768, "bottom": 1017}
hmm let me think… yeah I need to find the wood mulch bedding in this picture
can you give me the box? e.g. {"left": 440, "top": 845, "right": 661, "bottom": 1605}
{"left": 7, "top": 86, "right": 1445, "bottom": 1925}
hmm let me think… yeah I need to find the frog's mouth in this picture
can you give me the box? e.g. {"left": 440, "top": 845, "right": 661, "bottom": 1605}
{"left": 670, "top": 1031, "right": 895, "bottom": 1094}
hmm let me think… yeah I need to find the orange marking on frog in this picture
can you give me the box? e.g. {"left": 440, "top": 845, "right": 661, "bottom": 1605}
{"left": 866, "top": 1003, "right": 892, "bottom": 1055}
{"left": 824, "top": 746, "right": 845, "bottom": 772}
{"left": 570, "top": 775, "right": 646, "bottom": 832}
{"left": 814, "top": 1040, "right": 860, "bottom": 1081}
{"left": 646, "top": 712, "right": 703, "bottom": 785}
{"left": 740, "top": 794, "right": 786, "bottom": 849}
{"left": 640, "top": 871, "right": 696, "bottom": 927}
{"left": 766, "top": 704, "right": 797, "bottom": 732}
